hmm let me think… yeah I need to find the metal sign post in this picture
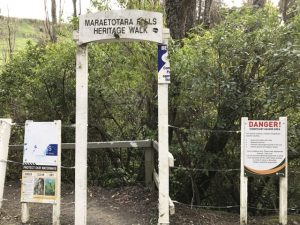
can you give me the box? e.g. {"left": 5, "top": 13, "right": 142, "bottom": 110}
{"left": 74, "top": 10, "right": 171, "bottom": 225}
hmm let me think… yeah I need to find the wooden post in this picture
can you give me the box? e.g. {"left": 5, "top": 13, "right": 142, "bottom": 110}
{"left": 0, "top": 119, "right": 12, "bottom": 209}
{"left": 158, "top": 84, "right": 169, "bottom": 225}
{"left": 21, "top": 203, "right": 30, "bottom": 223}
{"left": 53, "top": 120, "right": 61, "bottom": 225}
{"left": 158, "top": 28, "right": 170, "bottom": 225}
{"left": 240, "top": 117, "right": 248, "bottom": 225}
{"left": 279, "top": 117, "right": 288, "bottom": 225}
{"left": 145, "top": 148, "right": 154, "bottom": 189}
{"left": 75, "top": 44, "right": 88, "bottom": 225}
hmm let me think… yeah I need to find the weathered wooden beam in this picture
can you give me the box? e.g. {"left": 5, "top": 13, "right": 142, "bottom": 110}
{"left": 145, "top": 148, "right": 154, "bottom": 189}
{"left": 153, "top": 168, "right": 159, "bottom": 189}
{"left": 169, "top": 197, "right": 175, "bottom": 215}
{"left": 75, "top": 44, "right": 88, "bottom": 225}
{"left": 153, "top": 169, "right": 175, "bottom": 215}
{"left": 152, "top": 140, "right": 159, "bottom": 152}
{"left": 9, "top": 140, "right": 153, "bottom": 151}
{"left": 279, "top": 117, "right": 288, "bottom": 225}
{"left": 168, "top": 152, "right": 174, "bottom": 167}
{"left": 0, "top": 119, "right": 12, "bottom": 209}
{"left": 152, "top": 141, "right": 175, "bottom": 167}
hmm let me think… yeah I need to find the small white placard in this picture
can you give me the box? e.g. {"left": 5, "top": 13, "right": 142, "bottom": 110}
{"left": 23, "top": 121, "right": 60, "bottom": 166}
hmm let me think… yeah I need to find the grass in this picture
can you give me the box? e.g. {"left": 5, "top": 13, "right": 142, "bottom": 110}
{"left": 0, "top": 16, "right": 46, "bottom": 64}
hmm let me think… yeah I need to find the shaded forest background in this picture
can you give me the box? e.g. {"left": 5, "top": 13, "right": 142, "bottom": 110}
{"left": 0, "top": 0, "right": 300, "bottom": 217}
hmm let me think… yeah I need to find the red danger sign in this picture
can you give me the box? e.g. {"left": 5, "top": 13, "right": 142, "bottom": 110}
{"left": 242, "top": 118, "right": 287, "bottom": 176}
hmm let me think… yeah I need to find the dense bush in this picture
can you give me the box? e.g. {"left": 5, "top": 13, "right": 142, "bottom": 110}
{"left": 0, "top": 5, "right": 299, "bottom": 214}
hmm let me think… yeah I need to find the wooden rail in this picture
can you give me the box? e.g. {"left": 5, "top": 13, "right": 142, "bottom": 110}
{"left": 152, "top": 141, "right": 175, "bottom": 214}
{"left": 8, "top": 139, "right": 175, "bottom": 215}
{"left": 9, "top": 140, "right": 153, "bottom": 151}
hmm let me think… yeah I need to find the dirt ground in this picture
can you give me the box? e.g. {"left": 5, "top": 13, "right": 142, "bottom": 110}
{"left": 1, "top": 181, "right": 299, "bottom": 225}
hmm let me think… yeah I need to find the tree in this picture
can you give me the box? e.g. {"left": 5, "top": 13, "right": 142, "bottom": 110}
{"left": 1, "top": 8, "right": 16, "bottom": 63}
{"left": 203, "top": 0, "right": 213, "bottom": 27}
{"left": 72, "top": 0, "right": 77, "bottom": 17}
{"left": 185, "top": 0, "right": 197, "bottom": 31}
{"left": 253, "top": 0, "right": 266, "bottom": 8}
{"left": 165, "top": 0, "right": 197, "bottom": 39}
{"left": 51, "top": 0, "right": 57, "bottom": 42}
{"left": 279, "top": 0, "right": 298, "bottom": 22}
{"left": 169, "top": 5, "right": 300, "bottom": 206}
{"left": 44, "top": 0, "right": 57, "bottom": 42}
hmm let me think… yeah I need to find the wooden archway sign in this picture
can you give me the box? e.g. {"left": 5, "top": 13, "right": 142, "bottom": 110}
{"left": 73, "top": 10, "right": 171, "bottom": 225}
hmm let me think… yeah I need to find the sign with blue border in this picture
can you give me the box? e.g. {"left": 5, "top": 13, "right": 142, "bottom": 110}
{"left": 23, "top": 121, "right": 60, "bottom": 167}
{"left": 158, "top": 44, "right": 171, "bottom": 84}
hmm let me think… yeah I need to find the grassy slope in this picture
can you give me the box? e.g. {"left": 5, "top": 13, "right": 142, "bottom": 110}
{"left": 0, "top": 16, "right": 73, "bottom": 66}
{"left": 0, "top": 16, "right": 47, "bottom": 63}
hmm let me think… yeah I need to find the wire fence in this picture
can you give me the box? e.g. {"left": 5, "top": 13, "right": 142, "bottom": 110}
{"left": 1, "top": 121, "right": 300, "bottom": 215}
{"left": 1, "top": 158, "right": 300, "bottom": 175}
{"left": 172, "top": 200, "right": 300, "bottom": 212}
{"left": 1, "top": 157, "right": 300, "bottom": 214}
{"left": 6, "top": 122, "right": 300, "bottom": 134}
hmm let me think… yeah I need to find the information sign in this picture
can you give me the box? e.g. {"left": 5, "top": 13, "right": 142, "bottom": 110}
{"left": 158, "top": 44, "right": 171, "bottom": 84}
{"left": 79, "top": 10, "right": 163, "bottom": 44}
{"left": 243, "top": 119, "right": 287, "bottom": 176}
{"left": 21, "top": 170, "right": 57, "bottom": 204}
{"left": 21, "top": 121, "right": 60, "bottom": 204}
{"left": 23, "top": 122, "right": 59, "bottom": 166}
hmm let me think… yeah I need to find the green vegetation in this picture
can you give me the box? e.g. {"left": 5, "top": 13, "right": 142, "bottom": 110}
{"left": 0, "top": 2, "right": 299, "bottom": 218}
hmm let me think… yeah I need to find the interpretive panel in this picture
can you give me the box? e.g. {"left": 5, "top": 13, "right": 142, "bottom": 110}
{"left": 79, "top": 10, "right": 163, "bottom": 44}
{"left": 243, "top": 119, "right": 287, "bottom": 176}
{"left": 21, "top": 170, "right": 57, "bottom": 204}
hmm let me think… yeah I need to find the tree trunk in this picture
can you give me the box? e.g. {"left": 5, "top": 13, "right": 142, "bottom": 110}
{"left": 185, "top": 0, "right": 197, "bottom": 33}
{"left": 5, "top": 10, "right": 16, "bottom": 61}
{"left": 59, "top": 0, "right": 64, "bottom": 22}
{"left": 198, "top": 0, "right": 202, "bottom": 23}
{"left": 165, "top": 0, "right": 197, "bottom": 142}
{"left": 253, "top": 0, "right": 265, "bottom": 8}
{"left": 51, "top": 0, "right": 57, "bottom": 42}
{"left": 72, "top": 0, "right": 77, "bottom": 17}
{"left": 280, "top": 0, "right": 296, "bottom": 22}
{"left": 282, "top": 0, "right": 288, "bottom": 22}
{"left": 165, "top": 0, "right": 188, "bottom": 39}
{"left": 203, "top": 0, "right": 213, "bottom": 28}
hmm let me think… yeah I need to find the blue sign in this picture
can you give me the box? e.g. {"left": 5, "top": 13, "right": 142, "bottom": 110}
{"left": 158, "top": 44, "right": 171, "bottom": 83}
{"left": 45, "top": 144, "right": 58, "bottom": 156}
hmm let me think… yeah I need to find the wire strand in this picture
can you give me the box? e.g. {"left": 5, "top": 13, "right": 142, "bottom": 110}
{"left": 168, "top": 124, "right": 241, "bottom": 133}
{"left": 2, "top": 159, "right": 299, "bottom": 174}
{"left": 173, "top": 200, "right": 239, "bottom": 209}
{"left": 172, "top": 166, "right": 240, "bottom": 172}
{"left": 173, "top": 200, "right": 300, "bottom": 211}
